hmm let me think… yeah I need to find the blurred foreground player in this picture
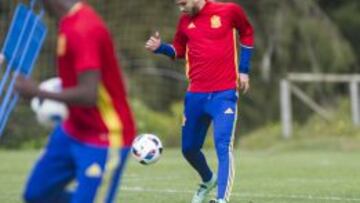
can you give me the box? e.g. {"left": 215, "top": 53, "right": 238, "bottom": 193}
{"left": 15, "top": 0, "right": 136, "bottom": 202}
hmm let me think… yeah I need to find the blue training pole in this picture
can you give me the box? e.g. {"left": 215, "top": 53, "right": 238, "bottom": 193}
{"left": 0, "top": 5, "right": 47, "bottom": 137}
{"left": 0, "top": 10, "right": 46, "bottom": 136}
{"left": 0, "top": 5, "right": 33, "bottom": 97}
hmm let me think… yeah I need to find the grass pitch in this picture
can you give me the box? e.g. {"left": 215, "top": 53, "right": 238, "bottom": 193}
{"left": 0, "top": 149, "right": 359, "bottom": 203}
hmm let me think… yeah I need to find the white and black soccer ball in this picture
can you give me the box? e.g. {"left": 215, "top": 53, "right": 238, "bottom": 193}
{"left": 31, "top": 77, "right": 68, "bottom": 127}
{"left": 131, "top": 134, "right": 163, "bottom": 165}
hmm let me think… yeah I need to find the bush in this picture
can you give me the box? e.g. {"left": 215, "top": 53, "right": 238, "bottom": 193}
{"left": 132, "top": 99, "right": 183, "bottom": 147}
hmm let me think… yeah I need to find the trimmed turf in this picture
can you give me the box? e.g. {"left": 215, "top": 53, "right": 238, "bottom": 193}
{"left": 0, "top": 149, "right": 359, "bottom": 203}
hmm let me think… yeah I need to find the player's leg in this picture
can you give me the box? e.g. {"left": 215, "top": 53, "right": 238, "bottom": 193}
{"left": 70, "top": 143, "right": 107, "bottom": 203}
{"left": 182, "top": 92, "right": 213, "bottom": 182}
{"left": 23, "top": 126, "right": 75, "bottom": 203}
{"left": 209, "top": 89, "right": 238, "bottom": 202}
{"left": 182, "top": 92, "right": 217, "bottom": 203}
{"left": 71, "top": 144, "right": 129, "bottom": 203}
{"left": 104, "top": 148, "right": 131, "bottom": 202}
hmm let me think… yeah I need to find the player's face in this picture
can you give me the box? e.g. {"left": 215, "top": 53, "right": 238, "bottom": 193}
{"left": 176, "top": 0, "right": 200, "bottom": 16}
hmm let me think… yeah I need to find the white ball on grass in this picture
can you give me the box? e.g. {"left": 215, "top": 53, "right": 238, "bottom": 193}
{"left": 131, "top": 134, "right": 163, "bottom": 165}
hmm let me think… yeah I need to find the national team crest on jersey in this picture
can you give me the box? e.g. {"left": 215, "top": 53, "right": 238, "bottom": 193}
{"left": 57, "top": 34, "right": 67, "bottom": 57}
{"left": 210, "top": 15, "right": 222, "bottom": 29}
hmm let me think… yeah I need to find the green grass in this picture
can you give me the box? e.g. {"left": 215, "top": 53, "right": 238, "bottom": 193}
{"left": 0, "top": 149, "right": 360, "bottom": 203}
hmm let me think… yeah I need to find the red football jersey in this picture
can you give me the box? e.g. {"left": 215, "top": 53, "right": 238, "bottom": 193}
{"left": 57, "top": 3, "right": 136, "bottom": 147}
{"left": 173, "top": 1, "right": 254, "bottom": 92}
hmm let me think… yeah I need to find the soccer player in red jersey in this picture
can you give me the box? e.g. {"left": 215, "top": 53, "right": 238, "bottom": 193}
{"left": 146, "top": 0, "right": 254, "bottom": 202}
{"left": 15, "top": 0, "right": 136, "bottom": 202}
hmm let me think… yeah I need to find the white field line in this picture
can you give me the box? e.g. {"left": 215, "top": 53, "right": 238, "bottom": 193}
{"left": 123, "top": 177, "right": 180, "bottom": 181}
{"left": 124, "top": 175, "right": 359, "bottom": 183}
{"left": 121, "top": 186, "right": 360, "bottom": 202}
{"left": 285, "top": 178, "right": 358, "bottom": 184}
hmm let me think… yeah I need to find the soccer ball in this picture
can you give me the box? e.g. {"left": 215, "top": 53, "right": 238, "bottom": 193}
{"left": 131, "top": 134, "right": 163, "bottom": 165}
{"left": 31, "top": 77, "right": 68, "bottom": 127}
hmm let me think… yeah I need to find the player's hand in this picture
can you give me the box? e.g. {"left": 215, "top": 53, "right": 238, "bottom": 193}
{"left": 0, "top": 53, "right": 5, "bottom": 65}
{"left": 145, "top": 31, "right": 162, "bottom": 52}
{"left": 15, "top": 75, "right": 40, "bottom": 99}
{"left": 239, "top": 73, "right": 250, "bottom": 94}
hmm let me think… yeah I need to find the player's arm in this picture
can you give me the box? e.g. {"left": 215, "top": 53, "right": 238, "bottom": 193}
{"left": 145, "top": 18, "right": 187, "bottom": 59}
{"left": 15, "top": 71, "right": 100, "bottom": 106}
{"left": 40, "top": 71, "right": 99, "bottom": 106}
{"left": 145, "top": 32, "right": 176, "bottom": 58}
{"left": 16, "top": 31, "right": 101, "bottom": 106}
{"left": 231, "top": 3, "right": 254, "bottom": 93}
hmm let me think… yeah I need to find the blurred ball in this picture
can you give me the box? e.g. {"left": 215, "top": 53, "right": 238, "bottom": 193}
{"left": 31, "top": 77, "right": 68, "bottom": 127}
